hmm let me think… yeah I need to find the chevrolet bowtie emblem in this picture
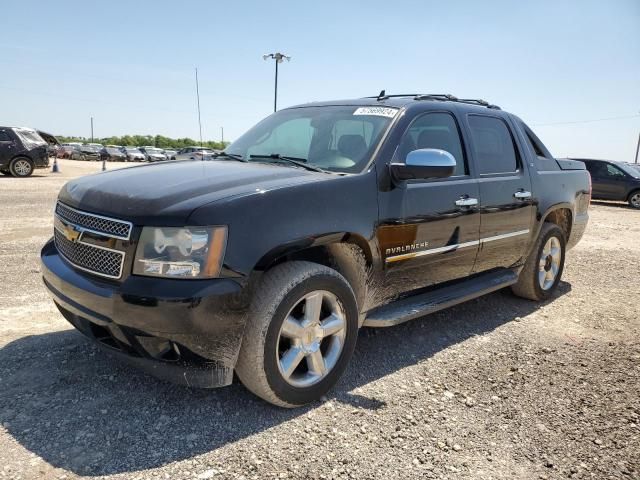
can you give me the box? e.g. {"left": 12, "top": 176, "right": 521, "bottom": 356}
{"left": 63, "top": 223, "right": 81, "bottom": 243}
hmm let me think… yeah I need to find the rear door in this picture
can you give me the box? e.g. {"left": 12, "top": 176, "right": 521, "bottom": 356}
{"left": 464, "top": 114, "right": 535, "bottom": 273}
{"left": 590, "top": 162, "right": 629, "bottom": 200}
{"left": 377, "top": 111, "right": 480, "bottom": 296}
{"left": 0, "top": 129, "right": 16, "bottom": 168}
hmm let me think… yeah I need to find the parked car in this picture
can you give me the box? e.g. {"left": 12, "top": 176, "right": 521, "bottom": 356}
{"left": 70, "top": 144, "right": 101, "bottom": 161}
{"left": 163, "top": 149, "right": 177, "bottom": 159}
{"left": 577, "top": 158, "right": 640, "bottom": 209}
{"left": 139, "top": 147, "right": 167, "bottom": 162}
{"left": 120, "top": 146, "right": 146, "bottom": 162}
{"left": 41, "top": 94, "right": 590, "bottom": 406}
{"left": 172, "top": 146, "right": 216, "bottom": 160}
{"left": 57, "top": 144, "right": 77, "bottom": 159}
{"left": 100, "top": 146, "right": 127, "bottom": 162}
{"left": 0, "top": 126, "right": 50, "bottom": 177}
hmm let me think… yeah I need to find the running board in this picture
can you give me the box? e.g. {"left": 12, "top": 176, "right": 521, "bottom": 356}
{"left": 363, "top": 270, "right": 518, "bottom": 328}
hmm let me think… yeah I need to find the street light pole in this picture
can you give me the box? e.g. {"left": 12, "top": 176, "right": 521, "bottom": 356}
{"left": 90, "top": 117, "right": 94, "bottom": 143}
{"left": 263, "top": 52, "right": 291, "bottom": 112}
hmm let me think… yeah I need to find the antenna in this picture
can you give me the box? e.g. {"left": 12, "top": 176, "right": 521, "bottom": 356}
{"left": 195, "top": 68, "right": 203, "bottom": 147}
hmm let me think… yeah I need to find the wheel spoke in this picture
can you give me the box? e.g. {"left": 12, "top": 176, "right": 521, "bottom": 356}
{"left": 550, "top": 263, "right": 559, "bottom": 278}
{"left": 539, "top": 259, "right": 547, "bottom": 271}
{"left": 320, "top": 313, "right": 345, "bottom": 337}
{"left": 281, "top": 316, "right": 304, "bottom": 340}
{"left": 306, "top": 349, "right": 326, "bottom": 376}
{"left": 280, "top": 347, "right": 305, "bottom": 378}
{"left": 538, "top": 270, "right": 546, "bottom": 287}
{"left": 546, "top": 269, "right": 554, "bottom": 282}
{"left": 550, "top": 247, "right": 561, "bottom": 261}
{"left": 303, "top": 292, "right": 323, "bottom": 323}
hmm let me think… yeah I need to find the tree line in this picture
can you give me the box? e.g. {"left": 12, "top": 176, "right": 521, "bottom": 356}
{"left": 56, "top": 134, "right": 227, "bottom": 150}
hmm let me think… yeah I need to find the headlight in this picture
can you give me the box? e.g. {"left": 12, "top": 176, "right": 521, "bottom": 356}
{"left": 133, "top": 226, "right": 227, "bottom": 279}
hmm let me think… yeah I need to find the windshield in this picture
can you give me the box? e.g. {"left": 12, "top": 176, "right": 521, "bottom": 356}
{"left": 146, "top": 148, "right": 163, "bottom": 154}
{"left": 125, "top": 147, "right": 140, "bottom": 152}
{"left": 225, "top": 105, "right": 398, "bottom": 173}
{"left": 82, "top": 145, "right": 100, "bottom": 152}
{"left": 618, "top": 162, "right": 640, "bottom": 178}
{"left": 14, "top": 128, "right": 47, "bottom": 149}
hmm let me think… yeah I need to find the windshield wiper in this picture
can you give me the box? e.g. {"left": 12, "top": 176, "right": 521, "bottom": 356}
{"left": 249, "top": 153, "right": 329, "bottom": 173}
{"left": 213, "top": 152, "right": 248, "bottom": 162}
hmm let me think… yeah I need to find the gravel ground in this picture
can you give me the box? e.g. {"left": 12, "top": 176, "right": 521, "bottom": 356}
{"left": 0, "top": 160, "right": 638, "bottom": 480}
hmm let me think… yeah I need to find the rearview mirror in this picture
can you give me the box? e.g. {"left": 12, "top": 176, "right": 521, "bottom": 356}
{"left": 390, "top": 148, "right": 456, "bottom": 182}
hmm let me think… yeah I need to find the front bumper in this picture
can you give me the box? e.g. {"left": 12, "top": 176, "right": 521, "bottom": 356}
{"left": 41, "top": 238, "right": 250, "bottom": 388}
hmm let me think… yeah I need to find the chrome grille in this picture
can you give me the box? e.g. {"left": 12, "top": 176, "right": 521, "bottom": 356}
{"left": 56, "top": 202, "right": 132, "bottom": 240}
{"left": 54, "top": 228, "right": 124, "bottom": 279}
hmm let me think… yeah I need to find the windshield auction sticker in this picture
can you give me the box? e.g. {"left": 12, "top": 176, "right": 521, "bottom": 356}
{"left": 353, "top": 107, "right": 398, "bottom": 118}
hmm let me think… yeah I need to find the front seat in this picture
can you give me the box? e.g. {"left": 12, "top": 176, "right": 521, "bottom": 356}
{"left": 337, "top": 135, "right": 367, "bottom": 163}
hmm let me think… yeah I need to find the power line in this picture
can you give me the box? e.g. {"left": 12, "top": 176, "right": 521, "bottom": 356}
{"left": 531, "top": 114, "right": 640, "bottom": 127}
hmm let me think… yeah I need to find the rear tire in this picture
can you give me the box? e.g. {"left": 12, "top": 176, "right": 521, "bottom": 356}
{"left": 511, "top": 223, "right": 565, "bottom": 301}
{"left": 236, "top": 261, "right": 358, "bottom": 407}
{"left": 9, "top": 157, "right": 34, "bottom": 177}
{"left": 628, "top": 190, "right": 640, "bottom": 209}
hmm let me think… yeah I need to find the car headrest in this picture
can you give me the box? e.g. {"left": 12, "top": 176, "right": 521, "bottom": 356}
{"left": 338, "top": 135, "right": 367, "bottom": 160}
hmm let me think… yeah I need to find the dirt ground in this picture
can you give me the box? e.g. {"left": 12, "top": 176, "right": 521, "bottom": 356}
{"left": 0, "top": 160, "right": 638, "bottom": 480}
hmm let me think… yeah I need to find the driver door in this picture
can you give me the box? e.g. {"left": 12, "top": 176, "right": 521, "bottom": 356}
{"left": 377, "top": 111, "right": 480, "bottom": 298}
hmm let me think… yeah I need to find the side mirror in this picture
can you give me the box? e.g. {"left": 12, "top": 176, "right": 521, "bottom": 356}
{"left": 389, "top": 148, "right": 456, "bottom": 182}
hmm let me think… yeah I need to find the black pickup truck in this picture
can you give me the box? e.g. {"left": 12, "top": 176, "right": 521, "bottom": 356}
{"left": 41, "top": 94, "right": 590, "bottom": 407}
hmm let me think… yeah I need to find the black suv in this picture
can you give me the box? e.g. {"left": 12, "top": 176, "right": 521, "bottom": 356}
{"left": 0, "top": 126, "right": 50, "bottom": 177}
{"left": 577, "top": 158, "right": 640, "bottom": 209}
{"left": 41, "top": 94, "right": 591, "bottom": 407}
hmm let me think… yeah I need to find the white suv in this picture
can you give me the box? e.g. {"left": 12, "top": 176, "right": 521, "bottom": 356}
{"left": 172, "top": 147, "right": 217, "bottom": 161}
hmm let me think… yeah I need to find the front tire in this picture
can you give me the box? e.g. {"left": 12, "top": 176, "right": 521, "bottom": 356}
{"left": 9, "top": 157, "right": 34, "bottom": 177}
{"left": 236, "top": 261, "right": 359, "bottom": 407}
{"left": 628, "top": 190, "right": 640, "bottom": 209}
{"left": 511, "top": 223, "right": 565, "bottom": 301}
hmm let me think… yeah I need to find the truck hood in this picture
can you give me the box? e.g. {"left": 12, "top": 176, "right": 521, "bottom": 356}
{"left": 58, "top": 160, "right": 323, "bottom": 224}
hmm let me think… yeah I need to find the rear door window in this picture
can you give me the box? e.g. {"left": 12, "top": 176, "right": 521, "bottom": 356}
{"left": 468, "top": 115, "right": 519, "bottom": 174}
{"left": 0, "top": 131, "right": 12, "bottom": 142}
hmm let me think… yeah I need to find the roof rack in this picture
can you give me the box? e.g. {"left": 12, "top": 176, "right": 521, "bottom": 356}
{"left": 366, "top": 91, "right": 501, "bottom": 110}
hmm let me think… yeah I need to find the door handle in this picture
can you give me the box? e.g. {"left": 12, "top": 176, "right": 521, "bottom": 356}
{"left": 514, "top": 190, "right": 532, "bottom": 199}
{"left": 455, "top": 196, "right": 478, "bottom": 207}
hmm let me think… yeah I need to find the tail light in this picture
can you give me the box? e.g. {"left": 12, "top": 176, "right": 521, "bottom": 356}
{"left": 586, "top": 171, "right": 592, "bottom": 207}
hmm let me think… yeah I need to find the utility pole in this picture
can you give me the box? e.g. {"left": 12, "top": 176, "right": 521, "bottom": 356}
{"left": 263, "top": 53, "right": 291, "bottom": 112}
{"left": 195, "top": 68, "right": 203, "bottom": 147}
{"left": 221, "top": 126, "right": 224, "bottom": 145}
{"left": 90, "top": 117, "right": 94, "bottom": 143}
{"left": 635, "top": 131, "right": 640, "bottom": 164}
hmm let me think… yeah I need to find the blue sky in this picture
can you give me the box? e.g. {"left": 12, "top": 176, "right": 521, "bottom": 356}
{"left": 2, "top": 0, "right": 639, "bottom": 160}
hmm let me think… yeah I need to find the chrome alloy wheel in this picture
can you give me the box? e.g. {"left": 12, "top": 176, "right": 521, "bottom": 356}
{"left": 276, "top": 290, "right": 346, "bottom": 388}
{"left": 538, "top": 236, "right": 562, "bottom": 290}
{"left": 630, "top": 192, "right": 640, "bottom": 209}
{"left": 14, "top": 159, "right": 32, "bottom": 176}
